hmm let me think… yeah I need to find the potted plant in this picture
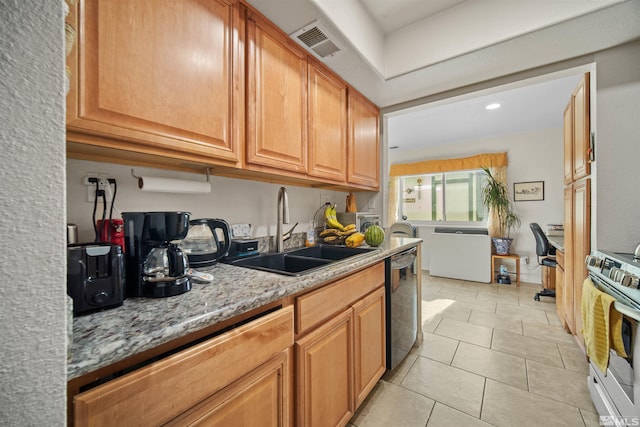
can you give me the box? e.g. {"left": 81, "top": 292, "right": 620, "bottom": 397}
{"left": 481, "top": 166, "right": 521, "bottom": 254}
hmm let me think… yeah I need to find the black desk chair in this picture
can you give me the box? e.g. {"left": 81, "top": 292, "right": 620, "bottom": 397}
{"left": 530, "top": 223, "right": 557, "bottom": 301}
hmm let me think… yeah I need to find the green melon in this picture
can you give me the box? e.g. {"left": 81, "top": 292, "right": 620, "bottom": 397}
{"left": 364, "top": 225, "right": 385, "bottom": 247}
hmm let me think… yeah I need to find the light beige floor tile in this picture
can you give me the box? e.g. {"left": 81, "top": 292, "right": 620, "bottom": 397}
{"left": 526, "top": 359, "right": 596, "bottom": 411}
{"left": 417, "top": 332, "right": 459, "bottom": 365}
{"left": 383, "top": 351, "right": 418, "bottom": 385}
{"left": 491, "top": 329, "right": 564, "bottom": 368}
{"left": 448, "top": 299, "right": 497, "bottom": 314}
{"left": 580, "top": 408, "right": 601, "bottom": 427}
{"left": 476, "top": 291, "right": 520, "bottom": 305}
{"left": 495, "top": 302, "right": 549, "bottom": 324}
{"left": 557, "top": 342, "right": 589, "bottom": 374}
{"left": 518, "top": 294, "right": 558, "bottom": 311}
{"left": 423, "top": 315, "right": 442, "bottom": 333}
{"left": 468, "top": 310, "right": 523, "bottom": 334}
{"left": 546, "top": 310, "right": 562, "bottom": 326}
{"left": 350, "top": 380, "right": 434, "bottom": 427}
{"left": 425, "top": 299, "right": 472, "bottom": 322}
{"left": 426, "top": 403, "right": 494, "bottom": 427}
{"left": 482, "top": 379, "right": 587, "bottom": 426}
{"left": 401, "top": 356, "right": 485, "bottom": 418}
{"left": 523, "top": 320, "right": 576, "bottom": 344}
{"left": 451, "top": 342, "right": 527, "bottom": 390}
{"left": 434, "top": 317, "right": 493, "bottom": 348}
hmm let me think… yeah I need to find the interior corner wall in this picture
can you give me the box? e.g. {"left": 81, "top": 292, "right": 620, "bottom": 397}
{"left": 0, "top": 0, "right": 67, "bottom": 425}
{"left": 389, "top": 127, "right": 564, "bottom": 284}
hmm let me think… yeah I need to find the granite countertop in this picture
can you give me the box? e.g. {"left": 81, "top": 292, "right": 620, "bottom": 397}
{"left": 68, "top": 237, "right": 422, "bottom": 380}
{"left": 547, "top": 235, "right": 564, "bottom": 251}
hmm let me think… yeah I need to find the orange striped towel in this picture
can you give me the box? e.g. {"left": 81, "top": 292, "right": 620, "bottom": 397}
{"left": 581, "top": 277, "right": 627, "bottom": 374}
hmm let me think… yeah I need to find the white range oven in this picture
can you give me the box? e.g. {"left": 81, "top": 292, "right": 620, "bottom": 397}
{"left": 585, "top": 250, "right": 640, "bottom": 425}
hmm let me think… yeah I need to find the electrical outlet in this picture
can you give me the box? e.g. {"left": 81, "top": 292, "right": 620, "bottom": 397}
{"left": 84, "top": 174, "right": 115, "bottom": 203}
{"left": 521, "top": 256, "right": 529, "bottom": 265}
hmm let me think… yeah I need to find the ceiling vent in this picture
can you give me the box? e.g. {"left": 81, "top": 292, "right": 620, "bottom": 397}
{"left": 290, "top": 21, "right": 343, "bottom": 59}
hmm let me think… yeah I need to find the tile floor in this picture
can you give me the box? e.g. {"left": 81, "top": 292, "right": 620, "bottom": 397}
{"left": 348, "top": 272, "right": 599, "bottom": 427}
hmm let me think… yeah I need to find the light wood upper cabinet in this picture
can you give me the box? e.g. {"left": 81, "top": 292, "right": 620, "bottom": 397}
{"left": 246, "top": 11, "right": 308, "bottom": 174}
{"left": 66, "top": 0, "right": 243, "bottom": 166}
{"left": 572, "top": 74, "right": 591, "bottom": 180}
{"left": 348, "top": 90, "right": 380, "bottom": 189}
{"left": 307, "top": 59, "right": 348, "bottom": 183}
{"left": 563, "top": 100, "right": 574, "bottom": 185}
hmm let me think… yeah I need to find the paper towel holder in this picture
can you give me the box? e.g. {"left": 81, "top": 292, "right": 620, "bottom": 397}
{"left": 131, "top": 168, "right": 212, "bottom": 194}
{"left": 130, "top": 168, "right": 211, "bottom": 182}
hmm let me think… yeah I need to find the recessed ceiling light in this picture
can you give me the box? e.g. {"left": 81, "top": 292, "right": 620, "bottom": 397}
{"left": 485, "top": 103, "right": 501, "bottom": 110}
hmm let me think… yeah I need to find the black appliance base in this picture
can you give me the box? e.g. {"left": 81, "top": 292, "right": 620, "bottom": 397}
{"left": 143, "top": 276, "right": 192, "bottom": 298}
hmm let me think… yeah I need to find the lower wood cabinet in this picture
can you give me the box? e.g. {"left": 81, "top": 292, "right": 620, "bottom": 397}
{"left": 555, "top": 250, "right": 567, "bottom": 329}
{"left": 295, "top": 263, "right": 386, "bottom": 427}
{"left": 72, "top": 306, "right": 294, "bottom": 427}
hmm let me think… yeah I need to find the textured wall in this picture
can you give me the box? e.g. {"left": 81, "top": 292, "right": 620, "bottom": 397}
{"left": 0, "top": 0, "right": 67, "bottom": 425}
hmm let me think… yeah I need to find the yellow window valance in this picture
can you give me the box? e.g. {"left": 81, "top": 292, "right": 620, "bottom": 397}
{"left": 389, "top": 152, "right": 508, "bottom": 177}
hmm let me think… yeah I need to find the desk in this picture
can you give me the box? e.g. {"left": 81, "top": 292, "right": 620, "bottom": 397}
{"left": 491, "top": 253, "right": 520, "bottom": 286}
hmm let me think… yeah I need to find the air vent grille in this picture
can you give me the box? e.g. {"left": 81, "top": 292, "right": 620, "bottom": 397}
{"left": 290, "top": 21, "right": 342, "bottom": 59}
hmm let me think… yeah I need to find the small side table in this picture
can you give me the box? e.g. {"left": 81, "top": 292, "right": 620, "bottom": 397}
{"left": 491, "top": 253, "right": 520, "bottom": 286}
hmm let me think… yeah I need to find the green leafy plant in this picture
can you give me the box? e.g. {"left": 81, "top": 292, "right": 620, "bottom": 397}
{"left": 481, "top": 166, "right": 521, "bottom": 238}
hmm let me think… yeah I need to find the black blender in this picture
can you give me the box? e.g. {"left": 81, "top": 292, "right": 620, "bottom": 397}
{"left": 122, "top": 211, "right": 191, "bottom": 298}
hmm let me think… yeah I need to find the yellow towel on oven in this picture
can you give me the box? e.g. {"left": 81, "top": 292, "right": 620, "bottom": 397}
{"left": 581, "top": 277, "right": 627, "bottom": 374}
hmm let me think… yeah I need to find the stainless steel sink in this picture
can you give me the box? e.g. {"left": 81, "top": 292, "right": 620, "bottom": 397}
{"left": 225, "top": 245, "right": 375, "bottom": 276}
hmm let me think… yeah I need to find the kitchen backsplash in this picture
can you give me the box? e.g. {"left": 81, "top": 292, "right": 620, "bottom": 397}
{"left": 67, "top": 159, "right": 379, "bottom": 243}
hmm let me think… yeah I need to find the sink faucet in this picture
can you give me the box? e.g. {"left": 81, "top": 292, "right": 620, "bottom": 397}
{"left": 276, "top": 187, "right": 289, "bottom": 252}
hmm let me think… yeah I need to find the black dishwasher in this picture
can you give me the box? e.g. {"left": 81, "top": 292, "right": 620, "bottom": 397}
{"left": 385, "top": 246, "right": 418, "bottom": 370}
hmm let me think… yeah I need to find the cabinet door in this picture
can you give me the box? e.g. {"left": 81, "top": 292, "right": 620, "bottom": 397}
{"left": 246, "top": 12, "right": 307, "bottom": 174}
{"left": 563, "top": 100, "right": 574, "bottom": 185}
{"left": 353, "top": 287, "right": 385, "bottom": 409}
{"left": 296, "top": 308, "right": 354, "bottom": 427}
{"left": 555, "top": 251, "right": 566, "bottom": 329}
{"left": 66, "top": 0, "right": 242, "bottom": 164}
{"left": 307, "top": 60, "right": 348, "bottom": 182}
{"left": 347, "top": 90, "right": 380, "bottom": 189}
{"left": 165, "top": 350, "right": 292, "bottom": 427}
{"left": 572, "top": 73, "right": 591, "bottom": 180}
{"left": 564, "top": 185, "right": 575, "bottom": 333}
{"left": 572, "top": 178, "right": 591, "bottom": 349}
{"left": 73, "top": 307, "right": 293, "bottom": 427}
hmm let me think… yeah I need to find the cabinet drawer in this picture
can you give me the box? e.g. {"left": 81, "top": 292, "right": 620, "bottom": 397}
{"left": 296, "top": 262, "right": 384, "bottom": 335}
{"left": 556, "top": 250, "right": 565, "bottom": 269}
{"left": 74, "top": 306, "right": 293, "bottom": 427}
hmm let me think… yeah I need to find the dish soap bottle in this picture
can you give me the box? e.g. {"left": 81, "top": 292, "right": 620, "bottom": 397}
{"left": 306, "top": 222, "right": 316, "bottom": 247}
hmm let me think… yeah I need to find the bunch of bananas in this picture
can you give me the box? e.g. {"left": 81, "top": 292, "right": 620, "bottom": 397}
{"left": 320, "top": 205, "right": 357, "bottom": 244}
{"left": 324, "top": 204, "right": 345, "bottom": 230}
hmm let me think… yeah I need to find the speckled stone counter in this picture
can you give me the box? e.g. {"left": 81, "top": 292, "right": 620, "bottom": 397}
{"left": 68, "top": 237, "right": 422, "bottom": 380}
{"left": 547, "top": 235, "right": 564, "bottom": 251}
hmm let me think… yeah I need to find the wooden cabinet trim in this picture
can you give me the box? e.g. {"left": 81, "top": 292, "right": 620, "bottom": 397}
{"left": 295, "top": 262, "right": 385, "bottom": 335}
{"left": 74, "top": 306, "right": 293, "bottom": 427}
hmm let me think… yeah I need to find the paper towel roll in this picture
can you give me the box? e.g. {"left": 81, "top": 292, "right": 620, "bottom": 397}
{"left": 137, "top": 176, "right": 211, "bottom": 194}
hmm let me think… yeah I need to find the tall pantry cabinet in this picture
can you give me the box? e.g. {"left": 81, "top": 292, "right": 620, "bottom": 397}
{"left": 562, "top": 73, "right": 591, "bottom": 350}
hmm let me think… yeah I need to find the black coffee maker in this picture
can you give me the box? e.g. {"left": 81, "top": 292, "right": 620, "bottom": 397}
{"left": 122, "top": 211, "right": 191, "bottom": 298}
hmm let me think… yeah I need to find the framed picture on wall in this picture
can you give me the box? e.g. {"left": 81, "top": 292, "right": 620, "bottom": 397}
{"left": 514, "top": 181, "right": 544, "bottom": 201}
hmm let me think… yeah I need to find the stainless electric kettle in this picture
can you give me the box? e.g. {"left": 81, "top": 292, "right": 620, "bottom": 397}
{"left": 181, "top": 219, "right": 231, "bottom": 267}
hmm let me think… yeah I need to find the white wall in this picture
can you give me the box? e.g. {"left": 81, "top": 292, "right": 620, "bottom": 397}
{"left": 389, "top": 127, "right": 564, "bottom": 284}
{"left": 593, "top": 40, "right": 640, "bottom": 253}
{"left": 67, "top": 160, "right": 350, "bottom": 241}
{"left": 0, "top": 0, "right": 67, "bottom": 425}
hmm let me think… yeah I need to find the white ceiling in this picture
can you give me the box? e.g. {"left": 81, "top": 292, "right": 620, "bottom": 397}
{"left": 246, "top": 0, "right": 640, "bottom": 151}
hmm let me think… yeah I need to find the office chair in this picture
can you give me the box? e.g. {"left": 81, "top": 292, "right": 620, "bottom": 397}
{"left": 530, "top": 223, "right": 557, "bottom": 301}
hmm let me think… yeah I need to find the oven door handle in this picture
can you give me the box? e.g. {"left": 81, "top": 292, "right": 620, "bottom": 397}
{"left": 614, "top": 301, "right": 640, "bottom": 322}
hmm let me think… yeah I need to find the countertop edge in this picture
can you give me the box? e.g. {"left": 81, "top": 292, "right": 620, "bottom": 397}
{"left": 68, "top": 237, "right": 422, "bottom": 380}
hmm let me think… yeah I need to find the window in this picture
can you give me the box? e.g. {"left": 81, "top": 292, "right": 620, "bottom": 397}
{"left": 399, "top": 170, "right": 486, "bottom": 222}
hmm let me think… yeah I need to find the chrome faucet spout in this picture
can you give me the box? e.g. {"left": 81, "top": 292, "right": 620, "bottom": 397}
{"left": 276, "top": 187, "right": 290, "bottom": 252}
